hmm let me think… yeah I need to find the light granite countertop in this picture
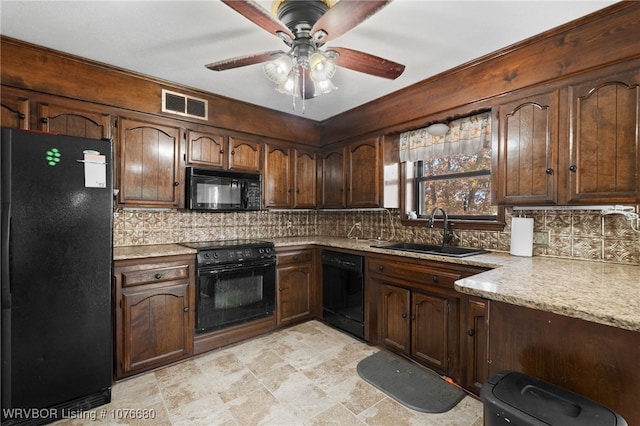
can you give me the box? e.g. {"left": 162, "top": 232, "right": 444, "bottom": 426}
{"left": 114, "top": 237, "right": 640, "bottom": 332}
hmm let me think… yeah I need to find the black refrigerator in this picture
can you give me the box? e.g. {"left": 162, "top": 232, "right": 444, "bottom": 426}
{"left": 1, "top": 128, "right": 113, "bottom": 425}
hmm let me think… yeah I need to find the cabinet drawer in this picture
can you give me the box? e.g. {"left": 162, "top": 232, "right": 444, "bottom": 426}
{"left": 368, "top": 258, "right": 461, "bottom": 289}
{"left": 121, "top": 265, "right": 190, "bottom": 287}
{"left": 277, "top": 250, "right": 313, "bottom": 266}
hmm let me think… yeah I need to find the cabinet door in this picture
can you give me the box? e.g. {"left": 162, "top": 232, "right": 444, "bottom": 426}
{"left": 496, "top": 91, "right": 559, "bottom": 205}
{"left": 228, "top": 137, "right": 261, "bottom": 172}
{"left": 463, "top": 296, "right": 489, "bottom": 394}
{"left": 348, "top": 139, "right": 380, "bottom": 207}
{"left": 293, "top": 149, "right": 317, "bottom": 208}
{"left": 381, "top": 284, "right": 411, "bottom": 356}
{"left": 319, "top": 148, "right": 346, "bottom": 208}
{"left": 412, "top": 291, "right": 449, "bottom": 373}
{"left": 565, "top": 69, "right": 640, "bottom": 203}
{"left": 276, "top": 263, "right": 312, "bottom": 325}
{"left": 264, "top": 144, "right": 292, "bottom": 208}
{"left": 121, "top": 282, "right": 191, "bottom": 374}
{"left": 118, "top": 117, "right": 182, "bottom": 207}
{"left": 37, "top": 100, "right": 111, "bottom": 139}
{"left": 186, "top": 129, "right": 226, "bottom": 168}
{"left": 0, "top": 90, "right": 29, "bottom": 129}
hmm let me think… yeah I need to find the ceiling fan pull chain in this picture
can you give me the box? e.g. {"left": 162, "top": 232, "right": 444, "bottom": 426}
{"left": 302, "top": 67, "right": 306, "bottom": 114}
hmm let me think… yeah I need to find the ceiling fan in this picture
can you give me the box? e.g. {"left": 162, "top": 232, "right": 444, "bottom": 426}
{"left": 206, "top": 0, "right": 405, "bottom": 101}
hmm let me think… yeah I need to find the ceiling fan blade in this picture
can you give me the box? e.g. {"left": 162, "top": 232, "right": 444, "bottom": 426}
{"left": 205, "top": 51, "right": 285, "bottom": 71}
{"left": 329, "top": 47, "right": 405, "bottom": 80}
{"left": 222, "top": 0, "right": 294, "bottom": 41}
{"left": 311, "top": 0, "right": 391, "bottom": 44}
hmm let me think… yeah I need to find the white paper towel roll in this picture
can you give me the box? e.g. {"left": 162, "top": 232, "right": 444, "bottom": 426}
{"left": 511, "top": 217, "right": 534, "bottom": 257}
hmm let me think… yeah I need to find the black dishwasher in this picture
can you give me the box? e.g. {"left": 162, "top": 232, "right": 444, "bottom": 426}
{"left": 321, "top": 250, "right": 364, "bottom": 339}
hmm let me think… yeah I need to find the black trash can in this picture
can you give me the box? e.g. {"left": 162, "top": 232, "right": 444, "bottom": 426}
{"left": 480, "top": 371, "right": 627, "bottom": 426}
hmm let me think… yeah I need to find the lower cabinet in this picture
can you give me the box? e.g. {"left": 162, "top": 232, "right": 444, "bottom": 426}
{"left": 114, "top": 254, "right": 195, "bottom": 379}
{"left": 275, "top": 247, "right": 317, "bottom": 326}
{"left": 462, "top": 295, "right": 489, "bottom": 394}
{"left": 367, "top": 255, "right": 488, "bottom": 385}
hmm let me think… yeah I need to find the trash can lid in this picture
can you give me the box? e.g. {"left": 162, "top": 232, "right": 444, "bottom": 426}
{"left": 490, "top": 372, "right": 622, "bottom": 426}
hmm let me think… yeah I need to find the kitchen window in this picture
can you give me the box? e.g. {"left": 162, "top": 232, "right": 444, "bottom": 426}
{"left": 400, "top": 111, "right": 503, "bottom": 229}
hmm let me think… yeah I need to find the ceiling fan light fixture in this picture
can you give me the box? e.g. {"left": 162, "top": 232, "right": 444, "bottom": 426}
{"left": 309, "top": 51, "right": 336, "bottom": 82}
{"left": 314, "top": 78, "right": 337, "bottom": 96}
{"left": 275, "top": 69, "right": 299, "bottom": 96}
{"left": 263, "top": 54, "right": 294, "bottom": 84}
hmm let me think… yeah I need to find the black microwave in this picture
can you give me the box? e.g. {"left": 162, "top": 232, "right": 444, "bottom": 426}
{"left": 186, "top": 167, "right": 262, "bottom": 211}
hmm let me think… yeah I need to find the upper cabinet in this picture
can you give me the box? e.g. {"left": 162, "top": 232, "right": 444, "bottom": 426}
{"left": 263, "top": 144, "right": 317, "bottom": 209}
{"left": 319, "top": 137, "right": 382, "bottom": 209}
{"left": 495, "top": 62, "right": 640, "bottom": 206}
{"left": 0, "top": 88, "right": 29, "bottom": 130}
{"left": 263, "top": 144, "right": 292, "bottom": 209}
{"left": 37, "top": 99, "right": 112, "bottom": 140}
{"left": 186, "top": 129, "right": 226, "bottom": 168}
{"left": 293, "top": 149, "right": 317, "bottom": 209}
{"left": 186, "top": 130, "right": 261, "bottom": 173}
{"left": 117, "top": 117, "right": 183, "bottom": 208}
{"left": 228, "top": 136, "right": 261, "bottom": 172}
{"left": 562, "top": 67, "right": 640, "bottom": 204}
{"left": 495, "top": 90, "right": 560, "bottom": 205}
{"left": 347, "top": 138, "right": 381, "bottom": 208}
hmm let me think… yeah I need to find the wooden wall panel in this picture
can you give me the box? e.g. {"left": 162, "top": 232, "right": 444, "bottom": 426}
{"left": 0, "top": 37, "right": 321, "bottom": 145}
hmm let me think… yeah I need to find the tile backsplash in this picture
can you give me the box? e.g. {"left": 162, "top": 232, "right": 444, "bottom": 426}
{"left": 113, "top": 207, "right": 640, "bottom": 266}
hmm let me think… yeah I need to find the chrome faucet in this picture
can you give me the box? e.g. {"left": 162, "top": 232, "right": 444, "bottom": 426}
{"left": 428, "top": 206, "right": 454, "bottom": 247}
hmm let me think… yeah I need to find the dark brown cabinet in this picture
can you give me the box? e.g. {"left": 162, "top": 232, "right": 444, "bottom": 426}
{"left": 0, "top": 87, "right": 29, "bottom": 130}
{"left": 347, "top": 138, "right": 381, "bottom": 207}
{"left": 367, "top": 255, "right": 488, "bottom": 382}
{"left": 228, "top": 136, "right": 261, "bottom": 172}
{"left": 117, "top": 117, "right": 183, "bottom": 208}
{"left": 495, "top": 90, "right": 559, "bottom": 205}
{"left": 185, "top": 129, "right": 226, "bottom": 168}
{"left": 263, "top": 144, "right": 292, "bottom": 208}
{"left": 462, "top": 295, "right": 489, "bottom": 394}
{"left": 495, "top": 63, "right": 640, "bottom": 205}
{"left": 293, "top": 149, "right": 317, "bottom": 208}
{"left": 275, "top": 247, "right": 316, "bottom": 326}
{"left": 37, "top": 99, "right": 112, "bottom": 139}
{"left": 114, "top": 254, "right": 195, "bottom": 379}
{"left": 319, "top": 148, "right": 346, "bottom": 208}
{"left": 563, "top": 67, "right": 640, "bottom": 204}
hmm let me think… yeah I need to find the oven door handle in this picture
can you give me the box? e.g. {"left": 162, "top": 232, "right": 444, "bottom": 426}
{"left": 199, "top": 260, "right": 276, "bottom": 275}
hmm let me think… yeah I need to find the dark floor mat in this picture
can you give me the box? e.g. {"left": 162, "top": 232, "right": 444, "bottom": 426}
{"left": 356, "top": 350, "right": 466, "bottom": 413}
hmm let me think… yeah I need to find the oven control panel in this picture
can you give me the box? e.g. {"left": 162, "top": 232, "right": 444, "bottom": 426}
{"left": 197, "top": 245, "right": 275, "bottom": 266}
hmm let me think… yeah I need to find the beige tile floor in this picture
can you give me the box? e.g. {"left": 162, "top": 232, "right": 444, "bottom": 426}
{"left": 55, "top": 320, "right": 483, "bottom": 425}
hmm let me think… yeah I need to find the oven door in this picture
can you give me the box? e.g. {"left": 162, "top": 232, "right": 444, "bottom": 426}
{"left": 196, "top": 260, "right": 275, "bottom": 333}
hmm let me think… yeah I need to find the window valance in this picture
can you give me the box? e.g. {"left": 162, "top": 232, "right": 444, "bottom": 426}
{"left": 399, "top": 111, "right": 491, "bottom": 162}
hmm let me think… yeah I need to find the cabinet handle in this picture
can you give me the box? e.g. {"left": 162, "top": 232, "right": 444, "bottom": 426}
{"left": 545, "top": 168, "right": 553, "bottom": 175}
{"left": 40, "top": 117, "right": 49, "bottom": 124}
{"left": 569, "top": 165, "right": 577, "bottom": 172}
{"left": 220, "top": 150, "right": 224, "bottom": 154}
{"left": 293, "top": 255, "right": 299, "bottom": 260}
{"left": 173, "top": 181, "right": 179, "bottom": 186}
{"left": 378, "top": 265, "right": 384, "bottom": 271}
{"left": 401, "top": 313, "right": 407, "bottom": 319}
{"left": 296, "top": 189, "right": 300, "bottom": 194}
{"left": 231, "top": 150, "right": 235, "bottom": 155}
{"left": 183, "top": 307, "right": 189, "bottom": 312}
{"left": 432, "top": 275, "right": 439, "bottom": 283}
{"left": 410, "top": 315, "right": 416, "bottom": 320}
{"left": 154, "top": 273, "right": 163, "bottom": 280}
{"left": 278, "top": 287, "right": 283, "bottom": 291}
{"left": 467, "top": 329, "right": 475, "bottom": 337}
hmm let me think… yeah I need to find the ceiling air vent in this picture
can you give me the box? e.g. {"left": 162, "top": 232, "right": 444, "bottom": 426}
{"left": 162, "top": 89, "right": 208, "bottom": 120}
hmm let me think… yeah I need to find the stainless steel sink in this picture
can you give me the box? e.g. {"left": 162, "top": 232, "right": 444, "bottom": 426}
{"left": 372, "top": 242, "right": 487, "bottom": 258}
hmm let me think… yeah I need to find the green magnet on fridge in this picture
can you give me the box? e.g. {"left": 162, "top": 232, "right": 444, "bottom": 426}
{"left": 46, "top": 148, "right": 61, "bottom": 166}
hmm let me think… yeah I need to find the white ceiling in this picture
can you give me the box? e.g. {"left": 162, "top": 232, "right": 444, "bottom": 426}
{"left": 0, "top": 0, "right": 617, "bottom": 121}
